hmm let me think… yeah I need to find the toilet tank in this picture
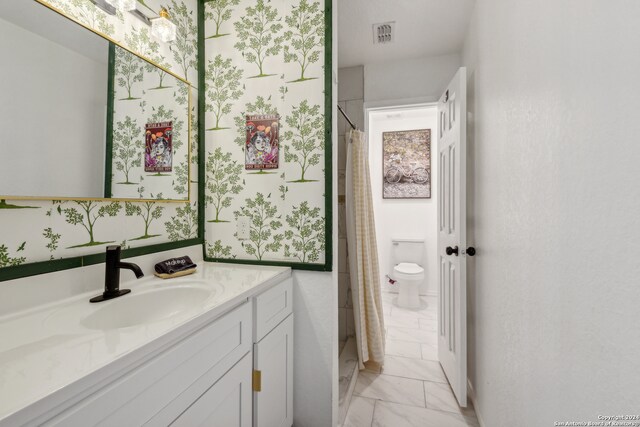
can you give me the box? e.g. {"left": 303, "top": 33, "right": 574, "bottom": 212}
{"left": 391, "top": 239, "right": 425, "bottom": 266}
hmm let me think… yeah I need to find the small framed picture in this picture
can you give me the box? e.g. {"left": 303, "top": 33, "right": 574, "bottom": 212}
{"left": 245, "top": 114, "right": 279, "bottom": 170}
{"left": 145, "top": 121, "right": 173, "bottom": 172}
{"left": 383, "top": 129, "right": 431, "bottom": 199}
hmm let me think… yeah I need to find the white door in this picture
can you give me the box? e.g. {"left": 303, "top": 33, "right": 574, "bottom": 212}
{"left": 437, "top": 67, "right": 468, "bottom": 407}
{"left": 254, "top": 315, "right": 293, "bottom": 427}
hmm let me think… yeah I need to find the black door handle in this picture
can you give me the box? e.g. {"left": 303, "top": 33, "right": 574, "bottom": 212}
{"left": 466, "top": 247, "right": 476, "bottom": 256}
{"left": 446, "top": 246, "right": 459, "bottom": 256}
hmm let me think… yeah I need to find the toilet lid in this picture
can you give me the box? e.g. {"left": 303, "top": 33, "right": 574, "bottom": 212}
{"left": 394, "top": 262, "right": 424, "bottom": 275}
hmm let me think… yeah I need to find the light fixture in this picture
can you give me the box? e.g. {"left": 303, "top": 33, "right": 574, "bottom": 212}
{"left": 151, "top": 8, "right": 177, "bottom": 43}
{"left": 104, "top": 0, "right": 136, "bottom": 12}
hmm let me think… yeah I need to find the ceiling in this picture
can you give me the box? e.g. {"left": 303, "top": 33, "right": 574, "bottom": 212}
{"left": 338, "top": 0, "right": 475, "bottom": 68}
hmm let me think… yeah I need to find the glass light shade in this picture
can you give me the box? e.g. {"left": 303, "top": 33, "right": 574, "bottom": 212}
{"left": 105, "top": 0, "right": 136, "bottom": 12}
{"left": 151, "top": 11, "right": 177, "bottom": 43}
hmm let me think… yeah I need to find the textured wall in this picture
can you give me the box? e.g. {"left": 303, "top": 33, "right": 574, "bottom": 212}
{"left": 0, "top": 0, "right": 199, "bottom": 267}
{"left": 203, "top": 0, "right": 328, "bottom": 266}
{"left": 292, "top": 270, "right": 336, "bottom": 426}
{"left": 364, "top": 53, "right": 461, "bottom": 103}
{"left": 463, "top": 1, "right": 640, "bottom": 424}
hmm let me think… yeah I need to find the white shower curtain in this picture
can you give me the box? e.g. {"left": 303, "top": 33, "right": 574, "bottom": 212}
{"left": 345, "top": 129, "right": 385, "bottom": 369}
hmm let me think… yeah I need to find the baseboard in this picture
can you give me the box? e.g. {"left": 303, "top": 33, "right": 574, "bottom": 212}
{"left": 467, "top": 379, "right": 486, "bottom": 427}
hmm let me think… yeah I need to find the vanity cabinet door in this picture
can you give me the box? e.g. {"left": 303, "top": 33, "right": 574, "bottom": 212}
{"left": 171, "top": 353, "right": 252, "bottom": 427}
{"left": 253, "top": 314, "right": 293, "bottom": 427}
{"left": 253, "top": 278, "right": 293, "bottom": 342}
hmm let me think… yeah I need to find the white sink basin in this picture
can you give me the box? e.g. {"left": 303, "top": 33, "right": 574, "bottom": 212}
{"left": 45, "top": 283, "right": 218, "bottom": 332}
{"left": 81, "top": 285, "right": 213, "bottom": 330}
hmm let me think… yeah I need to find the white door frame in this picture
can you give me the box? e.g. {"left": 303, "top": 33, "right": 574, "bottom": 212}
{"left": 363, "top": 97, "right": 439, "bottom": 136}
{"left": 364, "top": 99, "right": 439, "bottom": 297}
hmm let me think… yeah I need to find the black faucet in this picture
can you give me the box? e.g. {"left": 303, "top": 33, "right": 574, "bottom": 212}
{"left": 90, "top": 246, "right": 144, "bottom": 303}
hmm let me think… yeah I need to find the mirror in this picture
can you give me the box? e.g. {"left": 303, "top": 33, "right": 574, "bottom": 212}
{"left": 0, "top": 0, "right": 191, "bottom": 202}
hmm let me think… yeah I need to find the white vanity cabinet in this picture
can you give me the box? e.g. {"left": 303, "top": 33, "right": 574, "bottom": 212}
{"left": 14, "top": 273, "right": 294, "bottom": 427}
{"left": 44, "top": 301, "right": 254, "bottom": 427}
{"left": 252, "top": 278, "right": 294, "bottom": 427}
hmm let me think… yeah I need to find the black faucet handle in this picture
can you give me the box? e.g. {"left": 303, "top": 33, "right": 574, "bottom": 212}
{"left": 106, "top": 245, "right": 121, "bottom": 256}
{"left": 105, "top": 245, "right": 122, "bottom": 266}
{"left": 91, "top": 245, "right": 140, "bottom": 303}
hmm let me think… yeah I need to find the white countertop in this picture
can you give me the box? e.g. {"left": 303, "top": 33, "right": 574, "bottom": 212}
{"left": 0, "top": 262, "right": 290, "bottom": 425}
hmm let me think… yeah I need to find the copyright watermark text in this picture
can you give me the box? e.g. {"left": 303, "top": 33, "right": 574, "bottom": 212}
{"left": 555, "top": 416, "right": 640, "bottom": 427}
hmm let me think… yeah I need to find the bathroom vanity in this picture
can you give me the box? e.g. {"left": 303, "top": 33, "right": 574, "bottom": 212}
{"left": 0, "top": 263, "right": 293, "bottom": 427}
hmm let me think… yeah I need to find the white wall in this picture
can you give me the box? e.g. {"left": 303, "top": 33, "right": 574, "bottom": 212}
{"left": 368, "top": 107, "right": 438, "bottom": 296}
{"left": 292, "top": 2, "right": 339, "bottom": 425}
{"left": 292, "top": 271, "right": 337, "bottom": 427}
{"left": 364, "top": 53, "right": 460, "bottom": 103}
{"left": 463, "top": 1, "right": 640, "bottom": 425}
{"left": 0, "top": 17, "right": 107, "bottom": 198}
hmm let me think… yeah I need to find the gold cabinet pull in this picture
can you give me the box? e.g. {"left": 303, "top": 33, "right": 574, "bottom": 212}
{"left": 252, "top": 370, "right": 262, "bottom": 392}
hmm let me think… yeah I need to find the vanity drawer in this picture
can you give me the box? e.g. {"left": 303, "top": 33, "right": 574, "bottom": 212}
{"left": 253, "top": 278, "right": 293, "bottom": 342}
{"left": 44, "top": 302, "right": 252, "bottom": 427}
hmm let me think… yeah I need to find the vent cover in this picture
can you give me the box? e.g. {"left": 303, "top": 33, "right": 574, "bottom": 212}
{"left": 373, "top": 22, "right": 395, "bottom": 44}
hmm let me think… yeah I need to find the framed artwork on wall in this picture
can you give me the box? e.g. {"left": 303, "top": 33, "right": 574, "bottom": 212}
{"left": 145, "top": 122, "right": 173, "bottom": 173}
{"left": 245, "top": 114, "right": 280, "bottom": 170}
{"left": 382, "top": 129, "right": 431, "bottom": 199}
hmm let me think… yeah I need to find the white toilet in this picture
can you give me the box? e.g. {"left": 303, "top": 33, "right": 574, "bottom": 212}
{"left": 391, "top": 239, "right": 425, "bottom": 309}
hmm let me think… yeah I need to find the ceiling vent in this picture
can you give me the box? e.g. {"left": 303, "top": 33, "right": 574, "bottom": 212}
{"left": 373, "top": 22, "right": 395, "bottom": 44}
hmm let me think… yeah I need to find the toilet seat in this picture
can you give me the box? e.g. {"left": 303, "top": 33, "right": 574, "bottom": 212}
{"left": 393, "top": 262, "right": 425, "bottom": 280}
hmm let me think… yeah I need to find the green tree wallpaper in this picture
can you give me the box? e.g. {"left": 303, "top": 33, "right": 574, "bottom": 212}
{"left": 50, "top": 0, "right": 119, "bottom": 37}
{"left": 61, "top": 201, "right": 122, "bottom": 248}
{"left": 283, "top": 0, "right": 324, "bottom": 82}
{"left": 169, "top": 0, "right": 198, "bottom": 81}
{"left": 124, "top": 26, "right": 159, "bottom": 60}
{"left": 204, "top": 0, "right": 328, "bottom": 266}
{"left": 206, "top": 148, "right": 244, "bottom": 222}
{"left": 115, "top": 47, "right": 145, "bottom": 100}
{"left": 165, "top": 202, "right": 198, "bottom": 242}
{"left": 205, "top": 0, "right": 241, "bottom": 38}
{"left": 205, "top": 55, "right": 244, "bottom": 130}
{"left": 43, "top": 228, "right": 61, "bottom": 259}
{"left": 124, "top": 27, "right": 172, "bottom": 90}
{"left": 234, "top": 193, "right": 284, "bottom": 260}
{"left": 207, "top": 240, "right": 234, "bottom": 258}
{"left": 125, "top": 201, "right": 164, "bottom": 240}
{"left": 284, "top": 201, "right": 324, "bottom": 263}
{"left": 283, "top": 100, "right": 324, "bottom": 183}
{"left": 113, "top": 116, "right": 143, "bottom": 185}
{"left": 0, "top": 244, "right": 26, "bottom": 268}
{"left": 233, "top": 0, "right": 284, "bottom": 78}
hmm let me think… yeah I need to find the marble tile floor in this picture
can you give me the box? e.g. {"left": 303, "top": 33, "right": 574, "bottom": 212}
{"left": 343, "top": 292, "right": 479, "bottom": 427}
{"left": 339, "top": 337, "right": 360, "bottom": 424}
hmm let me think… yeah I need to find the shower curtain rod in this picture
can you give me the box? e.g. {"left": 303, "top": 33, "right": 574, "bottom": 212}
{"left": 337, "top": 104, "right": 357, "bottom": 130}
